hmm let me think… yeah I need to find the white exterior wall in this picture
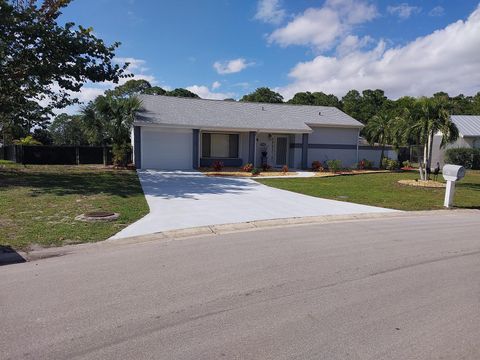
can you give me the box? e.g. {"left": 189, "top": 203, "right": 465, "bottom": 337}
{"left": 141, "top": 127, "right": 193, "bottom": 169}
{"left": 431, "top": 134, "right": 478, "bottom": 167}
{"left": 358, "top": 148, "right": 397, "bottom": 168}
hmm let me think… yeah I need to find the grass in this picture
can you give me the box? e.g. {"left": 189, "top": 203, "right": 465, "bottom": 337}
{"left": 0, "top": 164, "right": 149, "bottom": 250}
{"left": 257, "top": 170, "right": 480, "bottom": 211}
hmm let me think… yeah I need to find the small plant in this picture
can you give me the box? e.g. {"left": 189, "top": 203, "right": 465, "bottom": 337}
{"left": 358, "top": 158, "right": 373, "bottom": 170}
{"left": 382, "top": 157, "right": 400, "bottom": 170}
{"left": 281, "top": 165, "right": 289, "bottom": 173}
{"left": 242, "top": 163, "right": 254, "bottom": 172}
{"left": 402, "top": 160, "right": 411, "bottom": 168}
{"left": 262, "top": 163, "right": 272, "bottom": 171}
{"left": 112, "top": 143, "right": 131, "bottom": 167}
{"left": 251, "top": 168, "right": 261, "bottom": 176}
{"left": 326, "top": 159, "right": 342, "bottom": 173}
{"left": 212, "top": 160, "right": 224, "bottom": 171}
{"left": 13, "top": 135, "right": 42, "bottom": 146}
{"left": 311, "top": 160, "right": 323, "bottom": 172}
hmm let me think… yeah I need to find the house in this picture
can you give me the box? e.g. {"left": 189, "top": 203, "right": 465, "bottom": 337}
{"left": 432, "top": 115, "right": 480, "bottom": 166}
{"left": 132, "top": 95, "right": 387, "bottom": 170}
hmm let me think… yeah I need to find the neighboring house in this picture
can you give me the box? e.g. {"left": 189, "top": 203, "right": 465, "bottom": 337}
{"left": 132, "top": 95, "right": 389, "bottom": 170}
{"left": 432, "top": 115, "right": 480, "bottom": 166}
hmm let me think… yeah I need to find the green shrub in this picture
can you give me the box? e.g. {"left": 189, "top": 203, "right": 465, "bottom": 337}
{"left": 445, "top": 148, "right": 480, "bottom": 169}
{"left": 382, "top": 157, "right": 400, "bottom": 170}
{"left": 251, "top": 168, "right": 261, "bottom": 176}
{"left": 402, "top": 160, "right": 411, "bottom": 168}
{"left": 326, "top": 159, "right": 342, "bottom": 173}
{"left": 112, "top": 143, "right": 131, "bottom": 166}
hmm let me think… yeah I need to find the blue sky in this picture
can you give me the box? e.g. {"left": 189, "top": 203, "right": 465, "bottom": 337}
{"left": 59, "top": 0, "right": 480, "bottom": 105}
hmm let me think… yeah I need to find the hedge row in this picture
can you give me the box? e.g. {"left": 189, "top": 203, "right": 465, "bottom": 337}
{"left": 444, "top": 148, "right": 480, "bottom": 169}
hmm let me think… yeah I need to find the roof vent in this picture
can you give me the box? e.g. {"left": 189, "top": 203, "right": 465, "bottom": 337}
{"left": 318, "top": 111, "right": 322, "bottom": 116}
{"left": 262, "top": 106, "right": 265, "bottom": 111}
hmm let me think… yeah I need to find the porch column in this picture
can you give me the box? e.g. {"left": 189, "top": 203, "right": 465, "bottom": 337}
{"left": 133, "top": 126, "right": 141, "bottom": 169}
{"left": 301, "top": 133, "right": 309, "bottom": 169}
{"left": 248, "top": 131, "right": 256, "bottom": 165}
{"left": 192, "top": 129, "right": 200, "bottom": 169}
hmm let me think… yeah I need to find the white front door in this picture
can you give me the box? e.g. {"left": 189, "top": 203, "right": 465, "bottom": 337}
{"left": 273, "top": 136, "right": 288, "bottom": 167}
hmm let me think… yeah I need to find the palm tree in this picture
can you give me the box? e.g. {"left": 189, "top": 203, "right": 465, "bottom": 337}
{"left": 412, "top": 97, "right": 458, "bottom": 179}
{"left": 365, "top": 112, "right": 392, "bottom": 168}
{"left": 82, "top": 95, "right": 141, "bottom": 166}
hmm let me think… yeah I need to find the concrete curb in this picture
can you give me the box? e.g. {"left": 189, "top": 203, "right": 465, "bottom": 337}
{"left": 8, "top": 209, "right": 479, "bottom": 263}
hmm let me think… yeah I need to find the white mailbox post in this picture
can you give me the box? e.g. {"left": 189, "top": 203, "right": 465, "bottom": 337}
{"left": 442, "top": 164, "right": 466, "bottom": 208}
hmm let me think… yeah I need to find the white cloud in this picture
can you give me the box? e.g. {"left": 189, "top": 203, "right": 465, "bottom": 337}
{"left": 277, "top": 6, "right": 480, "bottom": 100}
{"left": 186, "top": 85, "right": 234, "bottom": 100}
{"left": 336, "top": 34, "right": 373, "bottom": 57}
{"left": 213, "top": 58, "right": 253, "bottom": 74}
{"left": 254, "top": 0, "right": 286, "bottom": 25}
{"left": 212, "top": 81, "right": 221, "bottom": 89}
{"left": 267, "top": 0, "right": 377, "bottom": 50}
{"left": 387, "top": 3, "right": 421, "bottom": 20}
{"left": 429, "top": 6, "right": 445, "bottom": 17}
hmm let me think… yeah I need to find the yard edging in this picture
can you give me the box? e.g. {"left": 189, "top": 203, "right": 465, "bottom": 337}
{"left": 6, "top": 209, "right": 478, "bottom": 264}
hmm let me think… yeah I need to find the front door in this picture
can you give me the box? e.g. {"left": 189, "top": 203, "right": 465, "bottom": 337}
{"left": 274, "top": 136, "right": 288, "bottom": 167}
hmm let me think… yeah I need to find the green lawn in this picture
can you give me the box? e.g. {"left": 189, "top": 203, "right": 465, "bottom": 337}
{"left": 257, "top": 171, "right": 480, "bottom": 211}
{"left": 0, "top": 164, "right": 149, "bottom": 250}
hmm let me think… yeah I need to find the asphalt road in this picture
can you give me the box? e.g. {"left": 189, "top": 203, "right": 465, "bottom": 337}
{"left": 1, "top": 211, "right": 480, "bottom": 360}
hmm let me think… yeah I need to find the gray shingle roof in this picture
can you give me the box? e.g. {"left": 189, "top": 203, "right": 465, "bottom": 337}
{"left": 135, "top": 95, "right": 363, "bottom": 132}
{"left": 451, "top": 115, "right": 480, "bottom": 137}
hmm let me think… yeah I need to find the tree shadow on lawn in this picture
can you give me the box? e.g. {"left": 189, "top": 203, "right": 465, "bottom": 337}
{"left": 0, "top": 169, "right": 142, "bottom": 198}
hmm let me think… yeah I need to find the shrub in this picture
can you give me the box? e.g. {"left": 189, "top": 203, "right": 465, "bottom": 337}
{"left": 112, "top": 143, "right": 131, "bottom": 167}
{"left": 445, "top": 148, "right": 480, "bottom": 169}
{"left": 382, "top": 157, "right": 400, "bottom": 170}
{"left": 13, "top": 135, "right": 42, "bottom": 146}
{"left": 251, "top": 168, "right": 261, "bottom": 176}
{"left": 326, "top": 159, "right": 342, "bottom": 173}
{"left": 358, "top": 158, "right": 373, "bottom": 170}
{"left": 402, "top": 160, "right": 411, "bottom": 168}
{"left": 262, "top": 163, "right": 272, "bottom": 171}
{"left": 242, "top": 163, "right": 254, "bottom": 172}
{"left": 281, "top": 165, "right": 289, "bottom": 173}
{"left": 311, "top": 160, "right": 323, "bottom": 172}
{"left": 212, "top": 160, "right": 224, "bottom": 171}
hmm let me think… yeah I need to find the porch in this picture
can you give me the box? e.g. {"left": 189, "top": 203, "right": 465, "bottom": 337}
{"left": 194, "top": 130, "right": 309, "bottom": 169}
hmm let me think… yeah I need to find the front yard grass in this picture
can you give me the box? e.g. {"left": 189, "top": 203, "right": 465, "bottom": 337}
{"left": 257, "top": 170, "right": 480, "bottom": 211}
{"left": 0, "top": 164, "right": 149, "bottom": 250}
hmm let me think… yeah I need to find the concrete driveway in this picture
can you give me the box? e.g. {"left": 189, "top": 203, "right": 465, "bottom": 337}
{"left": 112, "top": 170, "right": 397, "bottom": 239}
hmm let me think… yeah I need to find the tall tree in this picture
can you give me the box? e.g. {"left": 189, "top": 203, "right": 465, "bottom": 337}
{"left": 49, "top": 113, "right": 89, "bottom": 145}
{"left": 342, "top": 90, "right": 363, "bottom": 122}
{"left": 166, "top": 88, "right": 199, "bottom": 98}
{"left": 106, "top": 79, "right": 166, "bottom": 98}
{"left": 0, "top": 0, "right": 128, "bottom": 143}
{"left": 82, "top": 96, "right": 141, "bottom": 165}
{"left": 240, "top": 87, "right": 284, "bottom": 103}
{"left": 364, "top": 112, "right": 392, "bottom": 168}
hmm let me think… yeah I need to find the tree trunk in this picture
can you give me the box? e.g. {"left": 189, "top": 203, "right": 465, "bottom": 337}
{"left": 427, "top": 131, "right": 434, "bottom": 171}
{"left": 380, "top": 145, "right": 385, "bottom": 169}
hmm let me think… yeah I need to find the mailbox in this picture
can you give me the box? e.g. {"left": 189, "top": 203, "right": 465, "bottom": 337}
{"left": 442, "top": 164, "right": 466, "bottom": 208}
{"left": 442, "top": 164, "right": 466, "bottom": 182}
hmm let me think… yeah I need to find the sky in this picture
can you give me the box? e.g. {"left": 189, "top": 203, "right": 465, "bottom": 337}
{"left": 59, "top": 0, "right": 480, "bottom": 108}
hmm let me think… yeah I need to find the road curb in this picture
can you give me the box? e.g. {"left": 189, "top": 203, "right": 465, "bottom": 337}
{"left": 9, "top": 208, "right": 479, "bottom": 263}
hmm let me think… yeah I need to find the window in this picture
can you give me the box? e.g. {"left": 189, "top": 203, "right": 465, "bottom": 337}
{"left": 202, "top": 133, "right": 239, "bottom": 158}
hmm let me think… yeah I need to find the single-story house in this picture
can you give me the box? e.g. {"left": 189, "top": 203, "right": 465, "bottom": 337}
{"left": 132, "top": 95, "right": 388, "bottom": 170}
{"left": 432, "top": 115, "right": 480, "bottom": 166}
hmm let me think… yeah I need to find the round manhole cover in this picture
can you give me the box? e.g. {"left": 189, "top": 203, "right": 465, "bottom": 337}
{"left": 85, "top": 211, "right": 115, "bottom": 218}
